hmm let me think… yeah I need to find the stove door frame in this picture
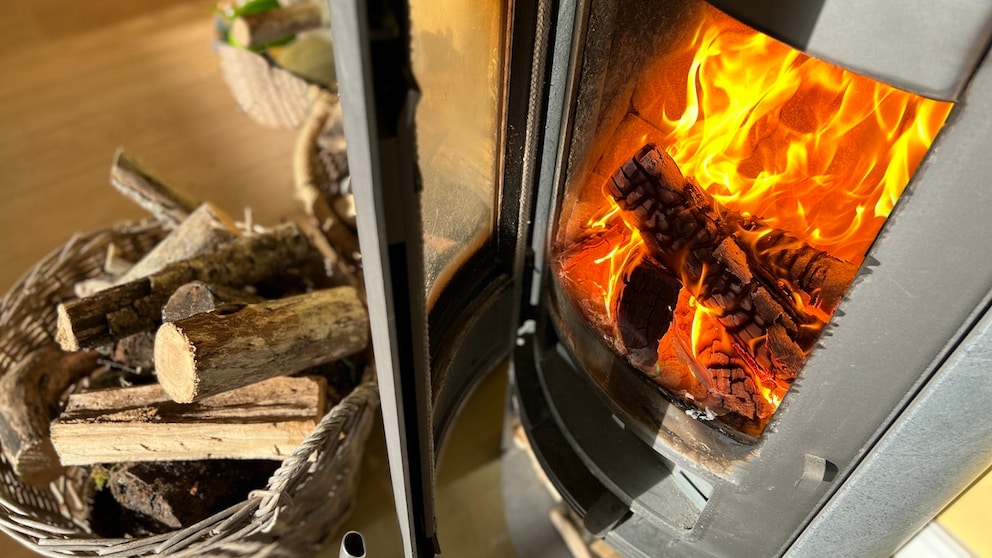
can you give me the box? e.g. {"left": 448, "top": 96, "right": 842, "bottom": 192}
{"left": 328, "top": 0, "right": 553, "bottom": 555}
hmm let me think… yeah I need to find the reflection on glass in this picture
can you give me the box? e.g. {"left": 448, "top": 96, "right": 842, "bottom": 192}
{"left": 409, "top": 0, "right": 506, "bottom": 307}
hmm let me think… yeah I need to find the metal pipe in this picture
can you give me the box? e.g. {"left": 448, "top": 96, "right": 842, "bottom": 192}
{"left": 340, "top": 531, "right": 367, "bottom": 558}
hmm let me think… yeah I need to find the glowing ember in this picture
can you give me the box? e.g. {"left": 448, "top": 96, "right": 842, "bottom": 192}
{"left": 554, "top": 4, "right": 953, "bottom": 434}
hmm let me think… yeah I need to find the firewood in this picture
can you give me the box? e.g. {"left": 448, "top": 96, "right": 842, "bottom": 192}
{"left": 56, "top": 222, "right": 313, "bottom": 351}
{"left": 161, "top": 281, "right": 264, "bottom": 322}
{"left": 295, "top": 94, "right": 360, "bottom": 266}
{"left": 155, "top": 286, "right": 368, "bottom": 403}
{"left": 294, "top": 216, "right": 362, "bottom": 292}
{"left": 104, "top": 243, "right": 135, "bottom": 276}
{"left": 110, "top": 332, "right": 156, "bottom": 374}
{"left": 50, "top": 376, "right": 327, "bottom": 465}
{"left": 107, "top": 460, "right": 277, "bottom": 531}
{"left": 605, "top": 144, "right": 856, "bottom": 384}
{"left": 109, "top": 149, "right": 201, "bottom": 227}
{"left": 74, "top": 277, "right": 114, "bottom": 298}
{"left": 115, "top": 202, "right": 240, "bottom": 285}
{"left": 230, "top": 3, "right": 324, "bottom": 49}
{"left": 615, "top": 260, "right": 680, "bottom": 370}
{"left": 0, "top": 344, "right": 99, "bottom": 485}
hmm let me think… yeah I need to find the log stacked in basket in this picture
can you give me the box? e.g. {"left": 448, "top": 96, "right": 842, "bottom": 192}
{"left": 0, "top": 150, "right": 368, "bottom": 535}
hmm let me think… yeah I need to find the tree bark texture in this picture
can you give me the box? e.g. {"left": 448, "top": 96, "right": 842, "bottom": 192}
{"left": 50, "top": 376, "right": 327, "bottom": 465}
{"left": 108, "top": 460, "right": 278, "bottom": 531}
{"left": 605, "top": 144, "right": 857, "bottom": 385}
{"left": 56, "top": 222, "right": 312, "bottom": 351}
{"left": 161, "top": 281, "right": 264, "bottom": 323}
{"left": 116, "top": 202, "right": 240, "bottom": 285}
{"left": 155, "top": 286, "right": 368, "bottom": 403}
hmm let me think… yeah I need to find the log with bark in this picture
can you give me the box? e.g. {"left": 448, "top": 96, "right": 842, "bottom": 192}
{"left": 161, "top": 281, "right": 265, "bottom": 323}
{"left": 605, "top": 144, "right": 857, "bottom": 417}
{"left": 615, "top": 260, "right": 681, "bottom": 371}
{"left": 155, "top": 286, "right": 368, "bottom": 403}
{"left": 115, "top": 202, "right": 240, "bottom": 285}
{"left": 56, "top": 222, "right": 313, "bottom": 351}
{"left": 109, "top": 149, "right": 201, "bottom": 227}
{"left": 50, "top": 376, "right": 328, "bottom": 465}
{"left": 110, "top": 332, "right": 157, "bottom": 374}
{"left": 0, "top": 345, "right": 99, "bottom": 485}
{"left": 107, "top": 460, "right": 278, "bottom": 532}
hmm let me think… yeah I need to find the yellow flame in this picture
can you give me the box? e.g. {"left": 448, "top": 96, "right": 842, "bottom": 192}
{"left": 648, "top": 9, "right": 952, "bottom": 264}
{"left": 557, "top": 4, "right": 952, "bottom": 421}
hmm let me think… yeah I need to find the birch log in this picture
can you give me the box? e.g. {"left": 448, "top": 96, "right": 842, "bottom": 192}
{"left": 56, "top": 223, "right": 312, "bottom": 351}
{"left": 155, "top": 286, "right": 367, "bottom": 403}
{"left": 0, "top": 344, "right": 99, "bottom": 485}
{"left": 50, "top": 376, "right": 327, "bottom": 464}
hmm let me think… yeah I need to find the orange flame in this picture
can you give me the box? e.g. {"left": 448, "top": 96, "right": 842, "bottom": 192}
{"left": 649, "top": 9, "right": 953, "bottom": 263}
{"left": 555, "top": 4, "right": 952, "bottom": 432}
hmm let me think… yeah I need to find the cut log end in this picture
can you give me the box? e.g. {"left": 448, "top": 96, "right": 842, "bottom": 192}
{"left": 56, "top": 304, "right": 82, "bottom": 352}
{"left": 154, "top": 323, "right": 198, "bottom": 403}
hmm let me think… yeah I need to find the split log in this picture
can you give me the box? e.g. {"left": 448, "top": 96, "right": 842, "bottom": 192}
{"left": 50, "top": 376, "right": 327, "bottom": 465}
{"left": 0, "top": 344, "right": 99, "bottom": 485}
{"left": 230, "top": 3, "right": 324, "bottom": 49}
{"left": 108, "top": 460, "right": 277, "bottom": 531}
{"left": 161, "top": 281, "right": 264, "bottom": 322}
{"left": 104, "top": 243, "right": 135, "bottom": 276}
{"left": 605, "top": 144, "right": 856, "bottom": 383}
{"left": 155, "top": 286, "right": 368, "bottom": 403}
{"left": 116, "top": 202, "right": 240, "bottom": 285}
{"left": 56, "top": 222, "right": 312, "bottom": 351}
{"left": 74, "top": 278, "right": 114, "bottom": 299}
{"left": 109, "top": 149, "right": 200, "bottom": 227}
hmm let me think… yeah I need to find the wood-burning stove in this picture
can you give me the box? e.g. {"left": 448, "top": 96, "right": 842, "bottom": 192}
{"left": 326, "top": 0, "right": 992, "bottom": 555}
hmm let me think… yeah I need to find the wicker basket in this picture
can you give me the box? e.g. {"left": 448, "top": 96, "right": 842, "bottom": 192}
{"left": 215, "top": 42, "right": 322, "bottom": 129}
{"left": 0, "top": 221, "right": 379, "bottom": 557}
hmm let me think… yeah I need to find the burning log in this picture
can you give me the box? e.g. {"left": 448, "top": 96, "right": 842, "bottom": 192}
{"left": 606, "top": 144, "right": 856, "bottom": 389}
{"left": 154, "top": 286, "right": 368, "bottom": 403}
{"left": 0, "top": 345, "right": 99, "bottom": 485}
{"left": 49, "top": 376, "right": 328, "bottom": 465}
{"left": 56, "top": 222, "right": 312, "bottom": 351}
{"left": 615, "top": 261, "right": 680, "bottom": 370}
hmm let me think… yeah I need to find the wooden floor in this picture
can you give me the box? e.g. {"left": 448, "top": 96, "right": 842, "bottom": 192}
{"left": 0, "top": 0, "right": 301, "bottom": 295}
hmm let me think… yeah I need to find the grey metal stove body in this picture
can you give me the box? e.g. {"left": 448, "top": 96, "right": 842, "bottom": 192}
{"left": 327, "top": 0, "right": 992, "bottom": 556}
{"left": 513, "top": 1, "right": 992, "bottom": 556}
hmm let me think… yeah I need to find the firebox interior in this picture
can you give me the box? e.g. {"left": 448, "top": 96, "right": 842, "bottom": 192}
{"left": 550, "top": 0, "right": 952, "bottom": 436}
